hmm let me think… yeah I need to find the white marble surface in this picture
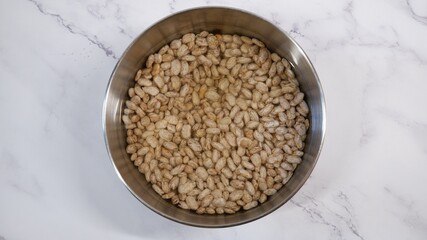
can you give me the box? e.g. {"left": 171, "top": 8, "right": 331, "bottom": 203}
{"left": 1, "top": 0, "right": 427, "bottom": 239}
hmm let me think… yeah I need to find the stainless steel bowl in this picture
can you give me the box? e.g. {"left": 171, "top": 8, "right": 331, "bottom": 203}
{"left": 103, "top": 7, "right": 326, "bottom": 228}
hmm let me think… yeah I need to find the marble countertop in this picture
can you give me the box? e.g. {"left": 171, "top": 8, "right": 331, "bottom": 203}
{"left": 1, "top": 0, "right": 427, "bottom": 239}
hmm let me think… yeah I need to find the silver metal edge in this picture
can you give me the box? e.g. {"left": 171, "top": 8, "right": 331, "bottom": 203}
{"left": 102, "top": 6, "right": 327, "bottom": 228}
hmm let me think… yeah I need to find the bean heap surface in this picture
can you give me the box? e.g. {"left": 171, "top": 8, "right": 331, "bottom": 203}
{"left": 122, "top": 31, "right": 309, "bottom": 214}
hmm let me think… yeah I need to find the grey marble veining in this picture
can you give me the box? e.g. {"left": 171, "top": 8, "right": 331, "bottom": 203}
{"left": 1, "top": 0, "right": 427, "bottom": 239}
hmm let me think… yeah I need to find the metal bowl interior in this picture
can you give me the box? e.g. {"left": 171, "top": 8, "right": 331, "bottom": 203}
{"left": 103, "top": 7, "right": 326, "bottom": 228}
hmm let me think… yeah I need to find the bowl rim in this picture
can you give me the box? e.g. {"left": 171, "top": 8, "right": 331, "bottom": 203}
{"left": 102, "top": 6, "right": 326, "bottom": 228}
